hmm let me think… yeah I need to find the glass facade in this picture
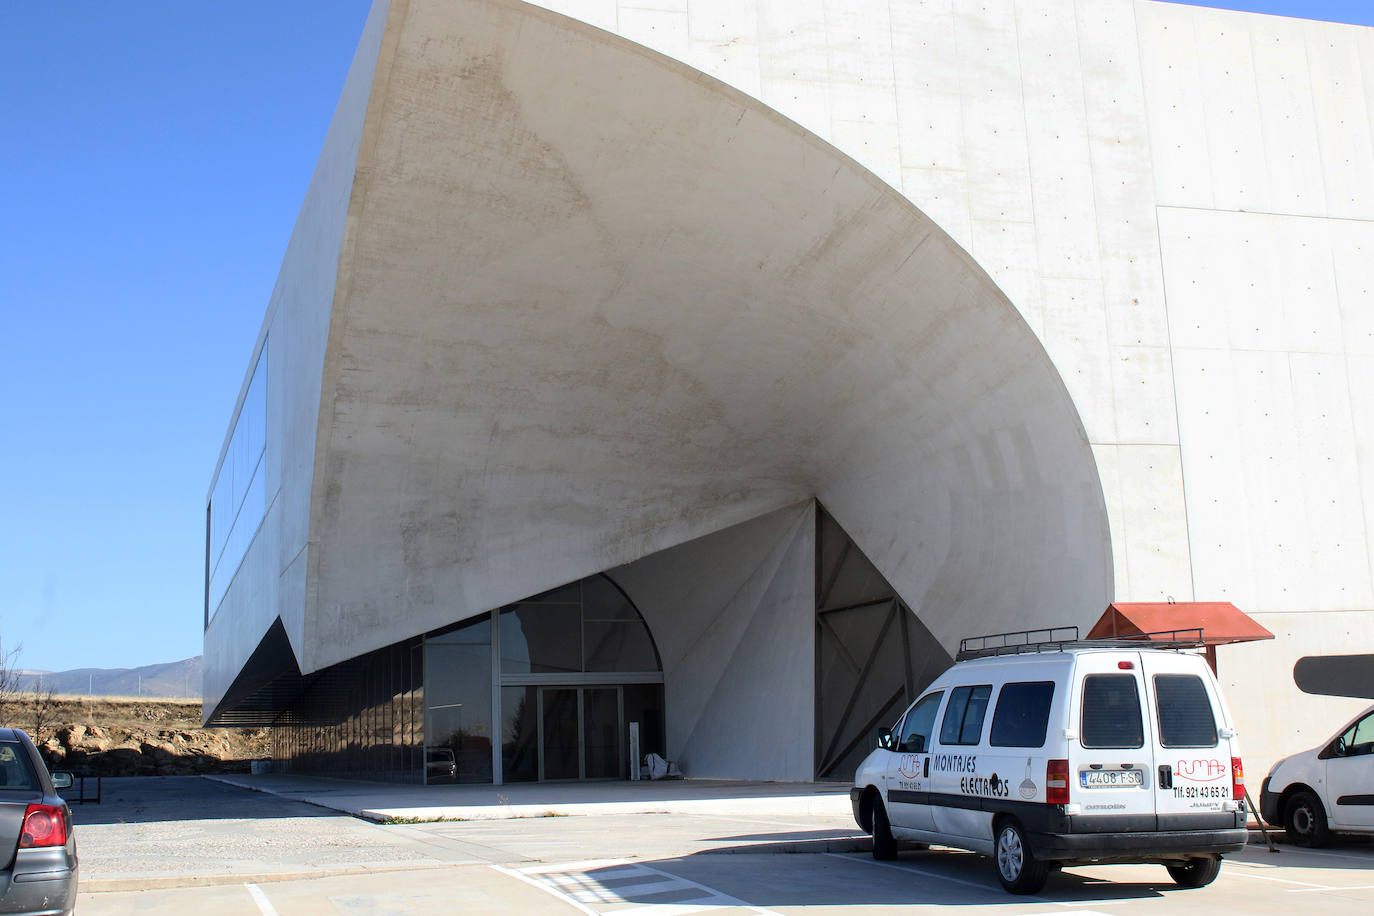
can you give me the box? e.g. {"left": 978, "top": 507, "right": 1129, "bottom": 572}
{"left": 274, "top": 638, "right": 424, "bottom": 782}
{"left": 424, "top": 616, "right": 492, "bottom": 784}
{"left": 207, "top": 343, "right": 269, "bottom": 619}
{"left": 272, "top": 573, "right": 665, "bottom": 784}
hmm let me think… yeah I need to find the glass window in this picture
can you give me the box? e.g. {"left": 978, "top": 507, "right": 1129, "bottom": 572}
{"left": 1081, "top": 674, "right": 1144, "bottom": 748}
{"left": 0, "top": 743, "right": 39, "bottom": 792}
{"left": 207, "top": 343, "right": 269, "bottom": 617}
{"left": 1154, "top": 675, "right": 1218, "bottom": 748}
{"left": 425, "top": 615, "right": 492, "bottom": 783}
{"left": 500, "top": 685, "right": 538, "bottom": 783}
{"left": 500, "top": 576, "right": 660, "bottom": 674}
{"left": 500, "top": 605, "right": 582, "bottom": 674}
{"left": 899, "top": 692, "right": 943, "bottom": 753}
{"left": 1338, "top": 711, "right": 1374, "bottom": 756}
{"left": 990, "top": 681, "right": 1055, "bottom": 748}
{"left": 939, "top": 685, "right": 992, "bottom": 746}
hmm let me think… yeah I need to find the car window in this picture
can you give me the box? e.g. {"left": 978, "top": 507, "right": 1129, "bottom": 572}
{"left": 990, "top": 681, "right": 1055, "bottom": 748}
{"left": 899, "top": 691, "right": 943, "bottom": 753}
{"left": 0, "top": 743, "right": 40, "bottom": 792}
{"left": 1154, "top": 674, "right": 1218, "bottom": 748}
{"left": 1340, "top": 711, "right": 1374, "bottom": 756}
{"left": 939, "top": 685, "right": 992, "bottom": 746}
{"left": 1081, "top": 674, "right": 1144, "bottom": 748}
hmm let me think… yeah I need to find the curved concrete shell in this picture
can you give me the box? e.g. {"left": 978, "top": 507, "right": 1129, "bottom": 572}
{"left": 293, "top": 0, "right": 1111, "bottom": 676}
{"left": 206, "top": 0, "right": 1125, "bottom": 780}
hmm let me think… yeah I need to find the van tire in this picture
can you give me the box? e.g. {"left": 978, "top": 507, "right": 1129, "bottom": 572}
{"left": 993, "top": 819, "right": 1049, "bottom": 894}
{"left": 871, "top": 799, "right": 898, "bottom": 860}
{"left": 1165, "top": 856, "right": 1221, "bottom": 888}
{"left": 1284, "top": 790, "right": 1330, "bottom": 847}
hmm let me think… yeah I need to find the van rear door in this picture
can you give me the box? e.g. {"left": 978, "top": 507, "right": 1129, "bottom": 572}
{"left": 1139, "top": 652, "right": 1236, "bottom": 829}
{"left": 1071, "top": 652, "right": 1157, "bottom": 831}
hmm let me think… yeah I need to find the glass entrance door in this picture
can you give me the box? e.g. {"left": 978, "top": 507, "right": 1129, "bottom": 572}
{"left": 537, "top": 686, "right": 623, "bottom": 780}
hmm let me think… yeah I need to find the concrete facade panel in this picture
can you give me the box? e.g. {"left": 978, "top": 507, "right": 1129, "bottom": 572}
{"left": 1250, "top": 16, "right": 1328, "bottom": 217}
{"left": 1135, "top": 1, "right": 1214, "bottom": 208}
{"left": 611, "top": 503, "right": 815, "bottom": 781}
{"left": 1113, "top": 443, "right": 1194, "bottom": 603}
{"left": 1305, "top": 22, "right": 1374, "bottom": 218}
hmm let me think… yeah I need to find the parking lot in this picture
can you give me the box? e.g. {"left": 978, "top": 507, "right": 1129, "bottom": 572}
{"left": 75, "top": 778, "right": 1374, "bottom": 914}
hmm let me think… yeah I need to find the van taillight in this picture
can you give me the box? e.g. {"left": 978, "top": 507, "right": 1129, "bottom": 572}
{"left": 19, "top": 804, "right": 67, "bottom": 848}
{"left": 1047, "top": 759, "right": 1070, "bottom": 805}
{"left": 1231, "top": 757, "right": 1245, "bottom": 802}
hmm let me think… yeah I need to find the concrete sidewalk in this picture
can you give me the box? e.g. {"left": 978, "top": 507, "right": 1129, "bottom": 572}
{"left": 208, "top": 773, "right": 855, "bottom": 822}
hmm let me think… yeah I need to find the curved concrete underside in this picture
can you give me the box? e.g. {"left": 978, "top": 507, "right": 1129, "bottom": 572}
{"left": 301, "top": 0, "right": 1113, "bottom": 673}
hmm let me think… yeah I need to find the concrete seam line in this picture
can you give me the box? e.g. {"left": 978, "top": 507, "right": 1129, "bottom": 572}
{"left": 489, "top": 864, "right": 600, "bottom": 915}
{"left": 244, "top": 883, "right": 280, "bottom": 916}
{"left": 81, "top": 863, "right": 456, "bottom": 893}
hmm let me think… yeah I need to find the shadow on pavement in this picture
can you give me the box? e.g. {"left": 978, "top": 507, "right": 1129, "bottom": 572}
{"left": 568, "top": 848, "right": 1171, "bottom": 908}
{"left": 62, "top": 776, "right": 338, "bottom": 826}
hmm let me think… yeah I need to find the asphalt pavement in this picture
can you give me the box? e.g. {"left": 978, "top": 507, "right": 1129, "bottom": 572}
{"left": 74, "top": 776, "right": 1374, "bottom": 914}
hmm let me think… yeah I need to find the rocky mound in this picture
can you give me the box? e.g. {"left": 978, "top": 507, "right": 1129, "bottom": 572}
{"left": 13, "top": 697, "right": 271, "bottom": 777}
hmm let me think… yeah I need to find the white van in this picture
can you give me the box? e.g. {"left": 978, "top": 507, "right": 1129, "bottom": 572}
{"left": 851, "top": 628, "right": 1248, "bottom": 894}
{"left": 1259, "top": 702, "right": 1374, "bottom": 846}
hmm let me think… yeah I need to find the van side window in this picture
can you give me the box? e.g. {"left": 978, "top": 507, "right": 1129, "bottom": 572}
{"left": 1081, "top": 674, "right": 1144, "bottom": 748}
{"left": 939, "top": 685, "right": 992, "bottom": 746}
{"left": 899, "top": 691, "right": 944, "bottom": 753}
{"left": 990, "top": 681, "right": 1055, "bottom": 748}
{"left": 1154, "top": 675, "right": 1218, "bottom": 748}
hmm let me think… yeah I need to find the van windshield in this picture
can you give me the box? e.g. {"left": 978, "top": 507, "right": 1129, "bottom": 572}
{"left": 1154, "top": 674, "right": 1218, "bottom": 747}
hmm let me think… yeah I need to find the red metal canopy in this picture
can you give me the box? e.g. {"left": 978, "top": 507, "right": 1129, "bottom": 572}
{"left": 1088, "top": 602, "right": 1274, "bottom": 646}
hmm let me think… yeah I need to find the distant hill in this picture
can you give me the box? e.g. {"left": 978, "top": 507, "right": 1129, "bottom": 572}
{"left": 15, "top": 656, "right": 201, "bottom": 699}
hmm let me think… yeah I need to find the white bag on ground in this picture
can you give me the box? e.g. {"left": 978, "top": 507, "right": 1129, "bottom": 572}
{"left": 645, "top": 753, "right": 682, "bottom": 780}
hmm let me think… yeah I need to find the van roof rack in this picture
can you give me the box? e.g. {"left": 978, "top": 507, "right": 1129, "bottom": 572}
{"left": 956, "top": 626, "right": 1207, "bottom": 661}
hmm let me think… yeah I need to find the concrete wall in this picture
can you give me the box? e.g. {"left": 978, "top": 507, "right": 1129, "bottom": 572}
{"left": 610, "top": 503, "right": 815, "bottom": 781}
{"left": 1136, "top": 1, "right": 1374, "bottom": 772}
{"left": 203, "top": 0, "right": 392, "bottom": 718}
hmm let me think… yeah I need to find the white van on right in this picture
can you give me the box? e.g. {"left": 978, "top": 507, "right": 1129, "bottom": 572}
{"left": 1260, "top": 703, "right": 1374, "bottom": 846}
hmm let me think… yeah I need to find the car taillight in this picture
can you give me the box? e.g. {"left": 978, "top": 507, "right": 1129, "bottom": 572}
{"left": 1047, "top": 759, "right": 1070, "bottom": 805}
{"left": 19, "top": 804, "right": 67, "bottom": 848}
{"left": 1231, "top": 757, "right": 1245, "bottom": 802}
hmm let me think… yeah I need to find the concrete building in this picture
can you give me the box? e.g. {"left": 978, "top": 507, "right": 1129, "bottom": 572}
{"left": 204, "top": 0, "right": 1374, "bottom": 784}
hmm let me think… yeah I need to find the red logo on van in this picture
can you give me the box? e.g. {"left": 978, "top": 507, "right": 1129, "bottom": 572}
{"left": 897, "top": 755, "right": 922, "bottom": 779}
{"left": 1175, "top": 758, "right": 1226, "bottom": 781}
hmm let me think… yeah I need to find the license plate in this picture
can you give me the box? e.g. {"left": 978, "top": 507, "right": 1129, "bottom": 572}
{"left": 1080, "top": 769, "right": 1144, "bottom": 788}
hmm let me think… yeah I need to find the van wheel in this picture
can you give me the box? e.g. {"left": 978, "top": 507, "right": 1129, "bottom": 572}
{"left": 1166, "top": 856, "right": 1221, "bottom": 888}
{"left": 1285, "top": 791, "right": 1331, "bottom": 847}
{"left": 871, "top": 799, "right": 898, "bottom": 860}
{"left": 994, "top": 819, "right": 1049, "bottom": 894}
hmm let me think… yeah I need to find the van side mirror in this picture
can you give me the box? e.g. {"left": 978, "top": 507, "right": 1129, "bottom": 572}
{"left": 877, "top": 728, "right": 895, "bottom": 750}
{"left": 51, "top": 772, "right": 73, "bottom": 790}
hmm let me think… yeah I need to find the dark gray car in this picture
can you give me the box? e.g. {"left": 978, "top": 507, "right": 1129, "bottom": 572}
{"left": 0, "top": 728, "right": 77, "bottom": 915}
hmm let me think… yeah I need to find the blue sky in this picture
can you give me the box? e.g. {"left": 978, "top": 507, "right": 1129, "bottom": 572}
{"left": 2, "top": 0, "right": 1371, "bottom": 675}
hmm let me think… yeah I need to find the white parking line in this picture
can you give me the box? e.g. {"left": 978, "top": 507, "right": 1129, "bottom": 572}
{"left": 1287, "top": 884, "right": 1374, "bottom": 893}
{"left": 243, "top": 882, "right": 280, "bottom": 916}
{"left": 1219, "top": 869, "right": 1331, "bottom": 889}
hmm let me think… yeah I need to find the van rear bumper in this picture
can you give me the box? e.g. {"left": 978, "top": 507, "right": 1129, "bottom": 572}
{"left": 1028, "top": 828, "right": 1248, "bottom": 863}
